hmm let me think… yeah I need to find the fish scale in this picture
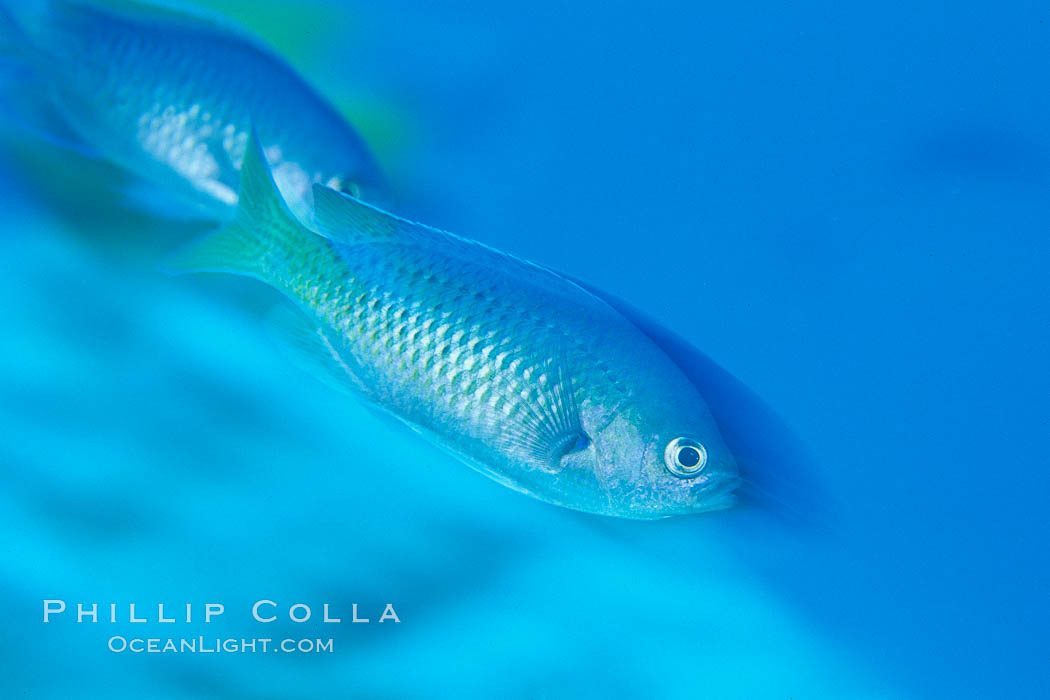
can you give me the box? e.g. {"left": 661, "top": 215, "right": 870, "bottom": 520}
{"left": 175, "top": 133, "right": 741, "bottom": 518}
{"left": 275, "top": 230, "right": 623, "bottom": 468}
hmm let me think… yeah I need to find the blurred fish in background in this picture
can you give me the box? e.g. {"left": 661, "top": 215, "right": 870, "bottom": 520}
{"left": 0, "top": 0, "right": 389, "bottom": 225}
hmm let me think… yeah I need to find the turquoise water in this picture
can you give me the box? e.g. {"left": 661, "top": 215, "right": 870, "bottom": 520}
{"left": 2, "top": 1, "right": 1048, "bottom": 697}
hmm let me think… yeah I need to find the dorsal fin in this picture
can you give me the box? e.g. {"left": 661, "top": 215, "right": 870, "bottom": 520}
{"left": 310, "top": 182, "right": 400, "bottom": 242}
{"left": 309, "top": 182, "right": 456, "bottom": 248}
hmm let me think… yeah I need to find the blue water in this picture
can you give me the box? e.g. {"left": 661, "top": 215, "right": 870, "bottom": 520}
{"left": 2, "top": 1, "right": 1048, "bottom": 697}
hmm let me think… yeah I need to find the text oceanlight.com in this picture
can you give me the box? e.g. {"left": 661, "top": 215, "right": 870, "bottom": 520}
{"left": 107, "top": 636, "right": 334, "bottom": 654}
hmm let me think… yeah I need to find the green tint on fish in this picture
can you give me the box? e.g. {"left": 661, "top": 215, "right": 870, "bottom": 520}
{"left": 0, "top": 0, "right": 388, "bottom": 220}
{"left": 173, "top": 133, "right": 741, "bottom": 519}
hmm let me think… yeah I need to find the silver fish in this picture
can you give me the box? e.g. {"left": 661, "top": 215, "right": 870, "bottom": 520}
{"left": 174, "top": 134, "right": 741, "bottom": 519}
{"left": 0, "top": 0, "right": 388, "bottom": 220}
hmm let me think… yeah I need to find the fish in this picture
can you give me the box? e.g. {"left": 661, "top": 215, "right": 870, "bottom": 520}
{"left": 0, "top": 0, "right": 389, "bottom": 222}
{"left": 171, "top": 132, "right": 742, "bottom": 519}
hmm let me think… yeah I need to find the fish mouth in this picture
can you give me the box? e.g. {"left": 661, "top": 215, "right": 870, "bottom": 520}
{"left": 691, "top": 474, "right": 743, "bottom": 512}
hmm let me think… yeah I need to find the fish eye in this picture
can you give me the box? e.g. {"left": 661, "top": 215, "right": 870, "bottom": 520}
{"left": 664, "top": 437, "right": 707, "bottom": 477}
{"left": 323, "top": 176, "right": 362, "bottom": 199}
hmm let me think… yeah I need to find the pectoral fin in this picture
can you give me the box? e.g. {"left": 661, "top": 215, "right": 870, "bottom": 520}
{"left": 481, "top": 349, "right": 587, "bottom": 473}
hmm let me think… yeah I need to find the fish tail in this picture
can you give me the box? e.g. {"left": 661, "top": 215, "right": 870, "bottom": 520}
{"left": 165, "top": 127, "right": 313, "bottom": 284}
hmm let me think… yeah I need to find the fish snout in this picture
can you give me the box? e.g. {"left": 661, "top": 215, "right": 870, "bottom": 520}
{"left": 689, "top": 471, "right": 742, "bottom": 511}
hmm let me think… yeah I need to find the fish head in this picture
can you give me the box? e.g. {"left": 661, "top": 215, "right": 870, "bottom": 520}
{"left": 559, "top": 377, "right": 741, "bottom": 519}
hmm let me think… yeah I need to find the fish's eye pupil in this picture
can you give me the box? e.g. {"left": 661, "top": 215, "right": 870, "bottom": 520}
{"left": 663, "top": 437, "right": 707, "bottom": 477}
{"left": 677, "top": 446, "right": 701, "bottom": 468}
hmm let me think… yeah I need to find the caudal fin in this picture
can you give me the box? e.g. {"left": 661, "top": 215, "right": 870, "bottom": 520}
{"left": 165, "top": 128, "right": 309, "bottom": 281}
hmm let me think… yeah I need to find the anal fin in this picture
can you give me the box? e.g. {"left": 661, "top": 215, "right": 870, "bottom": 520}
{"left": 265, "top": 303, "right": 372, "bottom": 399}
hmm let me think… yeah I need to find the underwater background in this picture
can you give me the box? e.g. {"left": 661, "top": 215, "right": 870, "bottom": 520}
{"left": 1, "top": 0, "right": 1048, "bottom": 697}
